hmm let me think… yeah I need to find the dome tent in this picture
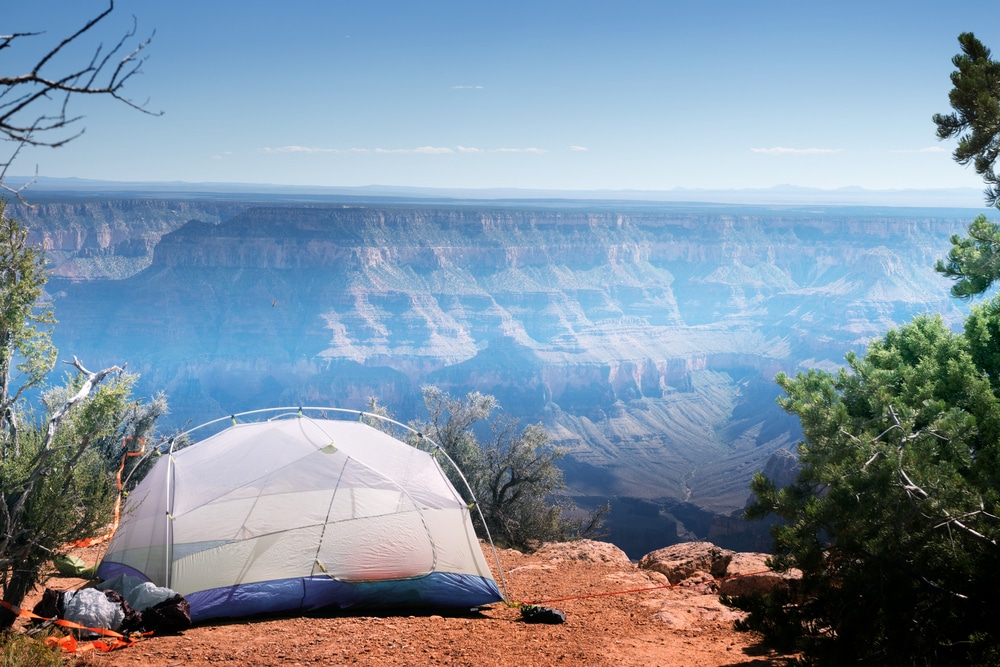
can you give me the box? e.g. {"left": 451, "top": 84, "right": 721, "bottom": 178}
{"left": 97, "top": 410, "right": 505, "bottom": 622}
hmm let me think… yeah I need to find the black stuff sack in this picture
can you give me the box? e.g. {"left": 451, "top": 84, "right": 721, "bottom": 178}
{"left": 520, "top": 604, "right": 566, "bottom": 624}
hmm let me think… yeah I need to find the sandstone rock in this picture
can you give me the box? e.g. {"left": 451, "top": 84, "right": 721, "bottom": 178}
{"left": 650, "top": 593, "right": 744, "bottom": 629}
{"left": 722, "top": 551, "right": 762, "bottom": 573}
{"left": 10, "top": 199, "right": 245, "bottom": 280}
{"left": 643, "top": 569, "right": 670, "bottom": 585}
{"left": 532, "top": 540, "right": 632, "bottom": 566}
{"left": 717, "top": 571, "right": 792, "bottom": 597}
{"left": 716, "top": 552, "right": 801, "bottom": 597}
{"left": 639, "top": 542, "right": 733, "bottom": 584}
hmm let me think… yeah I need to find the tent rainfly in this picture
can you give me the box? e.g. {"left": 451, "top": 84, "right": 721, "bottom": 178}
{"left": 97, "top": 415, "right": 504, "bottom": 622}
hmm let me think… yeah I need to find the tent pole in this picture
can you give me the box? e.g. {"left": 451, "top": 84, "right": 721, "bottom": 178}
{"left": 164, "top": 449, "right": 176, "bottom": 589}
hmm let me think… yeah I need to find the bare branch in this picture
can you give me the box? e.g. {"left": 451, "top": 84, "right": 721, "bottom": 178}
{"left": 899, "top": 465, "right": 997, "bottom": 548}
{"left": 898, "top": 466, "right": 929, "bottom": 500}
{"left": 29, "top": 2, "right": 115, "bottom": 75}
{"left": 0, "top": 144, "right": 35, "bottom": 203}
{"left": 44, "top": 356, "right": 123, "bottom": 444}
{"left": 935, "top": 516, "right": 996, "bottom": 547}
{"left": 921, "top": 576, "right": 969, "bottom": 600}
{"left": 862, "top": 449, "right": 882, "bottom": 470}
{"left": 0, "top": 1, "right": 159, "bottom": 195}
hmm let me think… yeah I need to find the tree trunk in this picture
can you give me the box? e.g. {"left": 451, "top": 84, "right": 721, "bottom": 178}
{"left": 0, "top": 556, "right": 44, "bottom": 629}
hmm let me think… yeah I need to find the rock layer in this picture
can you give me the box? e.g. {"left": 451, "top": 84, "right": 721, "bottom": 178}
{"left": 40, "top": 199, "right": 973, "bottom": 555}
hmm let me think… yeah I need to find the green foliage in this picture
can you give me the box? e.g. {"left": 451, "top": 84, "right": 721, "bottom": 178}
{"left": 933, "top": 34, "right": 1000, "bottom": 298}
{"left": 419, "top": 386, "right": 496, "bottom": 486}
{"left": 0, "top": 2, "right": 165, "bottom": 634}
{"left": 1, "top": 416, "right": 115, "bottom": 566}
{"left": 965, "top": 295, "right": 1000, "bottom": 387}
{"left": 724, "top": 587, "right": 808, "bottom": 654}
{"left": 415, "top": 386, "right": 607, "bottom": 550}
{"left": 0, "top": 372, "right": 165, "bottom": 623}
{"left": 734, "top": 314, "right": 1000, "bottom": 665}
{"left": 935, "top": 214, "right": 1000, "bottom": 298}
{"left": 933, "top": 32, "right": 1000, "bottom": 207}
{"left": 0, "top": 199, "right": 57, "bottom": 445}
{"left": 478, "top": 419, "right": 570, "bottom": 547}
{"left": 0, "top": 631, "right": 66, "bottom": 667}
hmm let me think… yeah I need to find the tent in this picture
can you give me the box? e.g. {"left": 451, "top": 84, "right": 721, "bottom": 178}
{"left": 97, "top": 413, "right": 505, "bottom": 622}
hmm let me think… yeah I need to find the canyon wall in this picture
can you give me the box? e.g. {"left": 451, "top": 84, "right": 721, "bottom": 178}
{"left": 37, "top": 199, "right": 974, "bottom": 555}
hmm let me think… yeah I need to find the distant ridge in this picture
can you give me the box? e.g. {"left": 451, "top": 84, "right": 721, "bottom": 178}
{"left": 4, "top": 176, "right": 991, "bottom": 210}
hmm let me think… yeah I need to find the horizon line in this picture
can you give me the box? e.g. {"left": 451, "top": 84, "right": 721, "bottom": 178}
{"left": 3, "top": 175, "right": 993, "bottom": 210}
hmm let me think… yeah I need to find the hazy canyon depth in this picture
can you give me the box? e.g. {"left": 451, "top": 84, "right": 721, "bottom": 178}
{"left": 16, "top": 195, "right": 974, "bottom": 556}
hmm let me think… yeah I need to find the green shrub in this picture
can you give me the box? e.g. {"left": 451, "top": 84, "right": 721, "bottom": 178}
{"left": 731, "top": 315, "right": 1000, "bottom": 665}
{"left": 0, "top": 632, "right": 67, "bottom": 667}
{"left": 411, "top": 387, "right": 608, "bottom": 550}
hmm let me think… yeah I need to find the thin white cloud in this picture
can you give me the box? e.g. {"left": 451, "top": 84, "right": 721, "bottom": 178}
{"left": 750, "top": 146, "right": 843, "bottom": 155}
{"left": 374, "top": 146, "right": 454, "bottom": 154}
{"left": 260, "top": 145, "right": 548, "bottom": 155}
{"left": 890, "top": 146, "right": 949, "bottom": 154}
{"left": 261, "top": 145, "right": 453, "bottom": 155}
{"left": 569, "top": 145, "right": 589, "bottom": 152}
{"left": 259, "top": 146, "right": 367, "bottom": 154}
{"left": 260, "top": 146, "right": 310, "bottom": 153}
{"left": 493, "top": 147, "right": 548, "bottom": 154}
{"left": 452, "top": 85, "right": 484, "bottom": 90}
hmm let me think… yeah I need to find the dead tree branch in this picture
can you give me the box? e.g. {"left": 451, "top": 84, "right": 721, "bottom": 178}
{"left": 0, "top": 0, "right": 159, "bottom": 199}
{"left": 898, "top": 464, "right": 997, "bottom": 548}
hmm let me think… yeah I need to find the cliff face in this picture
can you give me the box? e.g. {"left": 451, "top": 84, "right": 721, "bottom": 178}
{"left": 45, "top": 201, "right": 972, "bottom": 555}
{"left": 9, "top": 198, "right": 248, "bottom": 279}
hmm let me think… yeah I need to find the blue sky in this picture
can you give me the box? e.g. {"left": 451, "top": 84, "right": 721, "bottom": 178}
{"left": 7, "top": 0, "right": 1000, "bottom": 196}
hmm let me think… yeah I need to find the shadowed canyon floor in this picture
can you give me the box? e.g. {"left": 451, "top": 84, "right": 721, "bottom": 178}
{"left": 26, "top": 541, "right": 797, "bottom": 667}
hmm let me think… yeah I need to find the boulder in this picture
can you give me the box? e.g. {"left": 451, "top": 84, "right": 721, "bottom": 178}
{"left": 724, "top": 551, "right": 771, "bottom": 577}
{"left": 639, "top": 542, "right": 733, "bottom": 584}
{"left": 716, "top": 552, "right": 801, "bottom": 597}
{"left": 532, "top": 540, "right": 632, "bottom": 566}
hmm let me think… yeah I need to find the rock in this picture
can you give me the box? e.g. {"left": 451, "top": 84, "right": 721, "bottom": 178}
{"left": 724, "top": 551, "right": 771, "bottom": 576}
{"left": 638, "top": 542, "right": 733, "bottom": 584}
{"left": 717, "top": 570, "right": 791, "bottom": 597}
{"left": 650, "top": 594, "right": 744, "bottom": 629}
{"left": 716, "top": 552, "right": 801, "bottom": 597}
{"left": 532, "top": 540, "right": 632, "bottom": 566}
{"left": 643, "top": 570, "right": 669, "bottom": 585}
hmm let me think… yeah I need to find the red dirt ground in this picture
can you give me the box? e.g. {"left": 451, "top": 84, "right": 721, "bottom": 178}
{"left": 20, "top": 541, "right": 798, "bottom": 667}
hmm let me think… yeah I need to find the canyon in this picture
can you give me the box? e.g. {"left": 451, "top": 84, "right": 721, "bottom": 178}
{"left": 12, "top": 194, "right": 976, "bottom": 556}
